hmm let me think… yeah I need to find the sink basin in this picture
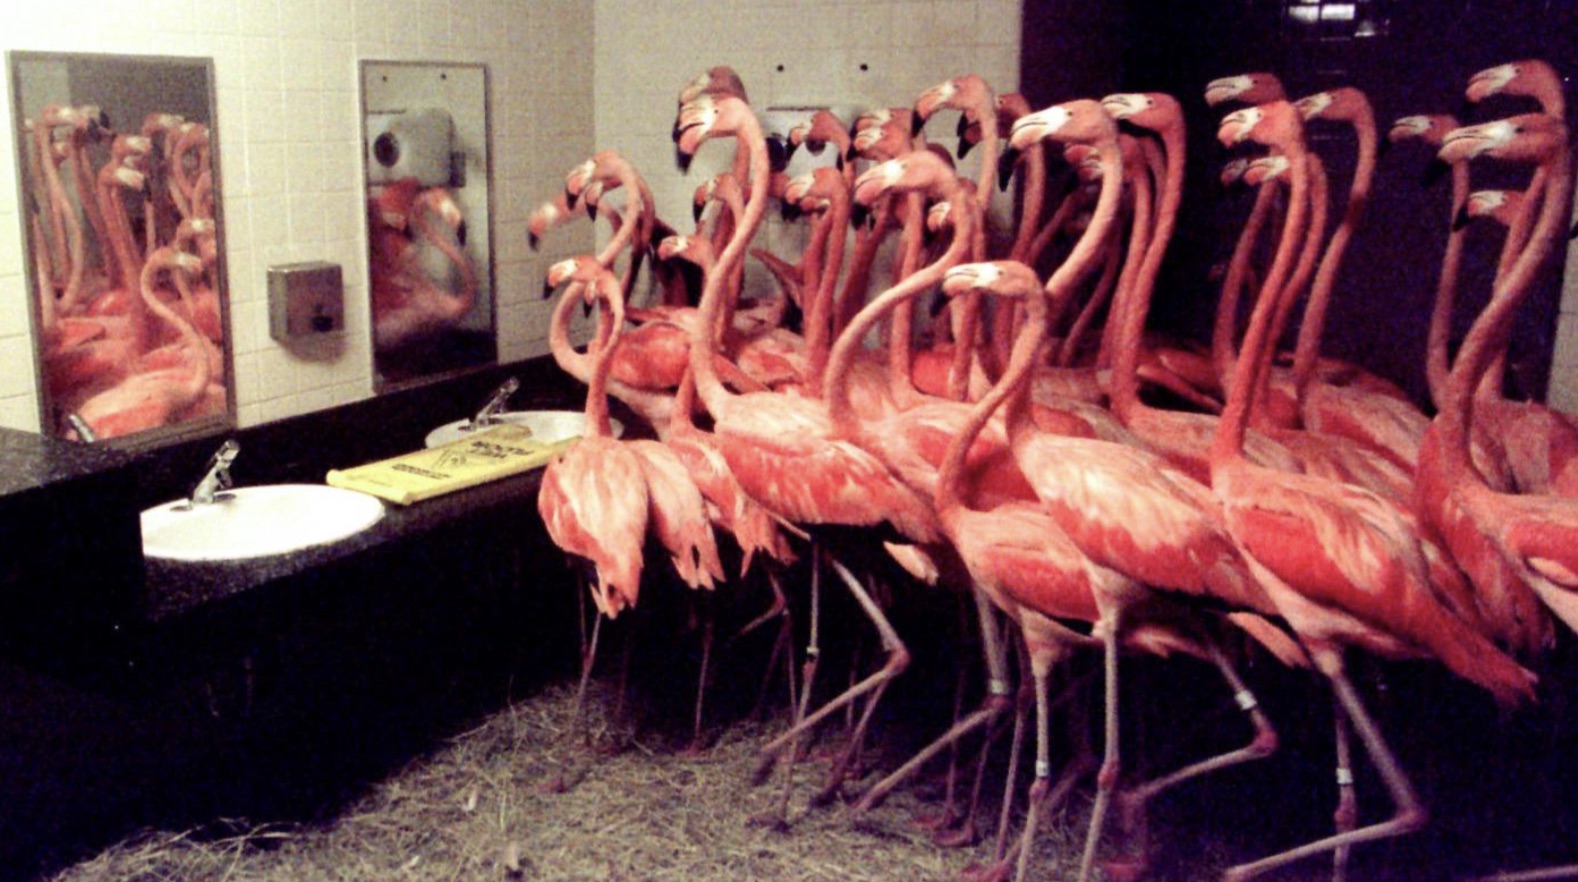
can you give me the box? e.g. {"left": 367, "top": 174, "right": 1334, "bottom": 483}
{"left": 141, "top": 484, "right": 386, "bottom": 562}
{"left": 423, "top": 410, "right": 621, "bottom": 448}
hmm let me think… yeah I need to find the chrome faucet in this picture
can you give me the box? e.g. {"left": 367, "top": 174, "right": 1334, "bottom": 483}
{"left": 466, "top": 377, "right": 520, "bottom": 432}
{"left": 188, "top": 439, "right": 240, "bottom": 506}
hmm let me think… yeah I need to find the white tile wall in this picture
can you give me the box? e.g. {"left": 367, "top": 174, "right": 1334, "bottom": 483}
{"left": 0, "top": 0, "right": 595, "bottom": 433}
{"left": 592, "top": 0, "right": 1023, "bottom": 325}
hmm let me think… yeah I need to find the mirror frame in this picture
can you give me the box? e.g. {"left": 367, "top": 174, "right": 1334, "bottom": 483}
{"left": 8, "top": 50, "right": 234, "bottom": 449}
{"left": 359, "top": 59, "right": 497, "bottom": 394}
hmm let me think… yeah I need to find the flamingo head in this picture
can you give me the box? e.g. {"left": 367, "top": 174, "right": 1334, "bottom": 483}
{"left": 1204, "top": 72, "right": 1286, "bottom": 107}
{"left": 1388, "top": 114, "right": 1459, "bottom": 147}
{"left": 851, "top": 148, "right": 954, "bottom": 208}
{"left": 1219, "top": 157, "right": 1252, "bottom": 188}
{"left": 1438, "top": 113, "right": 1567, "bottom": 164}
{"left": 677, "top": 65, "right": 748, "bottom": 107}
{"left": 1009, "top": 100, "right": 1116, "bottom": 153}
{"left": 941, "top": 260, "right": 1040, "bottom": 301}
{"left": 1242, "top": 154, "right": 1291, "bottom": 187}
{"left": 527, "top": 199, "right": 565, "bottom": 251}
{"left": 544, "top": 255, "right": 605, "bottom": 300}
{"left": 1100, "top": 92, "right": 1182, "bottom": 136}
{"left": 1296, "top": 86, "right": 1370, "bottom": 125}
{"left": 1460, "top": 189, "right": 1522, "bottom": 231}
{"left": 1217, "top": 101, "right": 1303, "bottom": 152}
{"left": 377, "top": 177, "right": 423, "bottom": 230}
{"left": 565, "top": 157, "right": 598, "bottom": 200}
{"left": 672, "top": 94, "right": 738, "bottom": 171}
{"left": 1466, "top": 60, "right": 1559, "bottom": 108}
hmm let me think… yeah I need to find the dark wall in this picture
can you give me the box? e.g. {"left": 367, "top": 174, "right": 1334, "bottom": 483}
{"left": 1022, "top": 0, "right": 1577, "bottom": 404}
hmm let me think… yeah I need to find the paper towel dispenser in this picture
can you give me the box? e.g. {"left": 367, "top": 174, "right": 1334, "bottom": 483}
{"left": 366, "top": 107, "right": 457, "bottom": 187}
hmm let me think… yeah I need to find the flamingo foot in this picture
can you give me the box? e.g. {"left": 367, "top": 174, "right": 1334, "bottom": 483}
{"left": 1100, "top": 855, "right": 1149, "bottom": 882}
{"left": 959, "top": 860, "right": 1013, "bottom": 882}
{"left": 932, "top": 816, "right": 981, "bottom": 849}
{"left": 909, "top": 807, "right": 962, "bottom": 832}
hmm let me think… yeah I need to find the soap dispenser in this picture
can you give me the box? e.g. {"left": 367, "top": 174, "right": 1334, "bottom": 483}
{"left": 268, "top": 261, "right": 344, "bottom": 341}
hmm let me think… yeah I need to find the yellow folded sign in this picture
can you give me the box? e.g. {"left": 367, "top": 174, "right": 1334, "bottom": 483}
{"left": 327, "top": 423, "right": 576, "bottom": 505}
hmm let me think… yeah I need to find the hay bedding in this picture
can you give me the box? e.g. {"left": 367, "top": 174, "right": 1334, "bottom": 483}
{"left": 48, "top": 681, "right": 1096, "bottom": 882}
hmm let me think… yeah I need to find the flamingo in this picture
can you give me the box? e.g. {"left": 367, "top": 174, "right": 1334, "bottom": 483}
{"left": 674, "top": 88, "right": 944, "bottom": 817}
{"left": 1416, "top": 113, "right": 1578, "bottom": 649}
{"left": 1208, "top": 99, "right": 1537, "bottom": 882}
{"left": 1277, "top": 88, "right": 1429, "bottom": 471}
{"left": 371, "top": 183, "right": 479, "bottom": 350}
{"left": 70, "top": 248, "right": 213, "bottom": 439}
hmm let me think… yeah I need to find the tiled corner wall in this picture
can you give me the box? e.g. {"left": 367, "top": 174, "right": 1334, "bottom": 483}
{"left": 0, "top": 0, "right": 596, "bottom": 434}
{"left": 591, "top": 0, "right": 1022, "bottom": 275}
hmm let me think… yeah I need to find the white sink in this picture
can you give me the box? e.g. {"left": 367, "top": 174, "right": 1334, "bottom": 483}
{"left": 423, "top": 410, "right": 621, "bottom": 448}
{"left": 141, "top": 484, "right": 386, "bottom": 562}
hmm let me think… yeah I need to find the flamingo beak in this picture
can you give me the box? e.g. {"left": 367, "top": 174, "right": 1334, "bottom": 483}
{"left": 998, "top": 145, "right": 1021, "bottom": 192}
{"left": 909, "top": 109, "right": 925, "bottom": 139}
{"left": 781, "top": 200, "right": 803, "bottom": 222}
{"left": 528, "top": 230, "right": 541, "bottom": 251}
{"left": 850, "top": 201, "right": 872, "bottom": 231}
{"left": 1421, "top": 158, "right": 1449, "bottom": 188}
{"left": 456, "top": 220, "right": 468, "bottom": 247}
{"left": 1452, "top": 204, "right": 1473, "bottom": 231}
{"left": 675, "top": 147, "right": 694, "bottom": 174}
{"left": 766, "top": 134, "right": 791, "bottom": 173}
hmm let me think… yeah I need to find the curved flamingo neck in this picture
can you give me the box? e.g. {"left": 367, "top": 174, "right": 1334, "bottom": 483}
{"left": 827, "top": 187, "right": 974, "bottom": 426}
{"left": 1213, "top": 138, "right": 1310, "bottom": 470}
{"left": 1425, "top": 160, "right": 1470, "bottom": 409}
{"left": 1258, "top": 153, "right": 1328, "bottom": 427}
{"left": 1443, "top": 141, "right": 1571, "bottom": 472}
{"left": 1106, "top": 143, "right": 1158, "bottom": 405}
{"left": 412, "top": 198, "right": 478, "bottom": 320}
{"left": 1213, "top": 180, "right": 1278, "bottom": 392}
{"left": 802, "top": 185, "right": 851, "bottom": 397}
{"left": 937, "top": 274, "right": 1046, "bottom": 515}
{"left": 1291, "top": 101, "right": 1377, "bottom": 412}
{"left": 689, "top": 103, "right": 770, "bottom": 416}
{"left": 140, "top": 250, "right": 211, "bottom": 400}
{"left": 582, "top": 276, "right": 627, "bottom": 439}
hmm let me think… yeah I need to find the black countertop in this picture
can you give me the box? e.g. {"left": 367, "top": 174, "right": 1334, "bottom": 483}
{"left": 141, "top": 464, "right": 548, "bottom": 623}
{"left": 118, "top": 357, "right": 595, "bottom": 626}
{"left": 0, "top": 427, "right": 136, "bottom": 499}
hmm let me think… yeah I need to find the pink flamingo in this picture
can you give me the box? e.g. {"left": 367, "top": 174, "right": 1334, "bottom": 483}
{"left": 1416, "top": 113, "right": 1577, "bottom": 655}
{"left": 1209, "top": 99, "right": 1536, "bottom": 882}
{"left": 70, "top": 248, "right": 213, "bottom": 440}
{"left": 372, "top": 184, "right": 479, "bottom": 349}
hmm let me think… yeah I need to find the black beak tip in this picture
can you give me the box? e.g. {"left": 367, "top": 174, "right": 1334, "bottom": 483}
{"left": 781, "top": 202, "right": 802, "bottom": 223}
{"left": 692, "top": 201, "right": 705, "bottom": 224}
{"left": 909, "top": 111, "right": 925, "bottom": 139}
{"left": 850, "top": 203, "right": 870, "bottom": 229}
{"left": 1570, "top": 219, "right": 1578, "bottom": 241}
{"left": 956, "top": 137, "right": 975, "bottom": 160}
{"left": 584, "top": 199, "right": 598, "bottom": 220}
{"left": 541, "top": 280, "right": 555, "bottom": 300}
{"left": 581, "top": 299, "right": 594, "bottom": 320}
{"left": 1375, "top": 136, "right": 1393, "bottom": 160}
{"left": 927, "top": 289, "right": 951, "bottom": 319}
{"left": 997, "top": 147, "right": 1020, "bottom": 192}
{"left": 676, "top": 149, "right": 694, "bottom": 174}
{"left": 528, "top": 232, "right": 541, "bottom": 251}
{"left": 767, "top": 135, "right": 791, "bottom": 173}
{"left": 1452, "top": 205, "right": 1472, "bottom": 231}
{"left": 1421, "top": 158, "right": 1449, "bottom": 188}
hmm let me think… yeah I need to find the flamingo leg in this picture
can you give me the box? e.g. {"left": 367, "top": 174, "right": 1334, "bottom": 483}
{"left": 573, "top": 610, "right": 605, "bottom": 747}
{"left": 1114, "top": 638, "right": 1278, "bottom": 872}
{"left": 757, "top": 555, "right": 911, "bottom": 769}
{"left": 1466, "top": 865, "right": 1578, "bottom": 882}
{"left": 688, "top": 600, "right": 715, "bottom": 752}
{"left": 1333, "top": 702, "right": 1357, "bottom": 882}
{"left": 855, "top": 586, "right": 1012, "bottom": 817}
{"left": 1011, "top": 643, "right": 1059, "bottom": 882}
{"left": 1222, "top": 648, "right": 1426, "bottom": 882}
{"left": 1074, "top": 609, "right": 1124, "bottom": 882}
{"left": 751, "top": 545, "right": 823, "bottom": 828}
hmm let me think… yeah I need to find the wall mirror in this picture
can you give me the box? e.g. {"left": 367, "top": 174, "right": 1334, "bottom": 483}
{"left": 10, "top": 51, "right": 232, "bottom": 447}
{"left": 360, "top": 60, "right": 495, "bottom": 392}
